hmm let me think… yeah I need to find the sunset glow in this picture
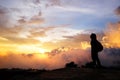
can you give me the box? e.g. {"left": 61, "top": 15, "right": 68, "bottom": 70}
{"left": 0, "top": 0, "right": 120, "bottom": 69}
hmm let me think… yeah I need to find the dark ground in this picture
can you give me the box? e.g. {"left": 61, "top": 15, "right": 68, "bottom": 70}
{"left": 0, "top": 67, "right": 120, "bottom": 80}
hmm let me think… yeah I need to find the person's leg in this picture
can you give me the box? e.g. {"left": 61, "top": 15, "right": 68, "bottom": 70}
{"left": 91, "top": 53, "right": 96, "bottom": 65}
{"left": 96, "top": 53, "right": 101, "bottom": 67}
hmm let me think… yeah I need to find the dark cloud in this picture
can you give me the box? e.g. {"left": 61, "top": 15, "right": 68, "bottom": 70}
{"left": 45, "top": 0, "right": 62, "bottom": 8}
{"left": 115, "top": 6, "right": 120, "bottom": 16}
{"left": 18, "top": 19, "right": 26, "bottom": 24}
{"left": 0, "top": 5, "right": 9, "bottom": 15}
{"left": 0, "top": 6, "right": 10, "bottom": 27}
{"left": 24, "top": 0, "right": 41, "bottom": 5}
{"left": 32, "top": 0, "right": 41, "bottom": 5}
{"left": 50, "top": 0, "right": 61, "bottom": 6}
{"left": 101, "top": 48, "right": 120, "bottom": 67}
{"left": 17, "top": 12, "right": 44, "bottom": 25}
{"left": 29, "top": 15, "right": 45, "bottom": 24}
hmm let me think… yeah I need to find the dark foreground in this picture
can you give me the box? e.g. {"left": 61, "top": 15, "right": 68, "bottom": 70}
{"left": 0, "top": 67, "right": 120, "bottom": 80}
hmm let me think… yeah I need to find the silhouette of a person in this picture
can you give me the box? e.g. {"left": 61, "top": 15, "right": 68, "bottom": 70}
{"left": 90, "top": 33, "right": 102, "bottom": 67}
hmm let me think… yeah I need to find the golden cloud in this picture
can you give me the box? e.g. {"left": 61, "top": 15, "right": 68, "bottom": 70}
{"left": 103, "top": 22, "right": 120, "bottom": 48}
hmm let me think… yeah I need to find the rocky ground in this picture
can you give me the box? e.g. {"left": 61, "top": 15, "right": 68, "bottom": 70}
{"left": 0, "top": 67, "right": 120, "bottom": 80}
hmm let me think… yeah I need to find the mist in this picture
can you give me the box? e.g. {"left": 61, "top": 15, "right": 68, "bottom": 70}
{"left": 101, "top": 48, "right": 120, "bottom": 67}
{"left": 0, "top": 49, "right": 90, "bottom": 70}
{"left": 0, "top": 47, "right": 120, "bottom": 70}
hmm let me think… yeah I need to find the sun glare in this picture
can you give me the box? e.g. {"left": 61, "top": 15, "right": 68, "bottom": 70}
{"left": 16, "top": 45, "right": 48, "bottom": 54}
{"left": 35, "top": 53, "right": 48, "bottom": 59}
{"left": 39, "top": 48, "right": 47, "bottom": 54}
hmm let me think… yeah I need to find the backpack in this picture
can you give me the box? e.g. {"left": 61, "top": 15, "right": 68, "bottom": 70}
{"left": 96, "top": 41, "right": 103, "bottom": 52}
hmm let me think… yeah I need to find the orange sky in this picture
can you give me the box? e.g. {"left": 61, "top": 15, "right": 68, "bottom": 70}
{"left": 0, "top": 22, "right": 120, "bottom": 56}
{"left": 0, "top": 21, "right": 120, "bottom": 69}
{"left": 0, "top": 0, "right": 120, "bottom": 69}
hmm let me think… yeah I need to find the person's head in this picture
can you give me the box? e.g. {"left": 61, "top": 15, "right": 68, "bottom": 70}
{"left": 90, "top": 33, "right": 96, "bottom": 40}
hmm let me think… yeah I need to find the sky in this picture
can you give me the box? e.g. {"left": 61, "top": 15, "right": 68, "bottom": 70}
{"left": 0, "top": 0, "right": 120, "bottom": 69}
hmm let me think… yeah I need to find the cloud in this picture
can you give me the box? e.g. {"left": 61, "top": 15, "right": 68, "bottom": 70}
{"left": 17, "top": 12, "right": 44, "bottom": 25}
{"left": 62, "top": 32, "right": 104, "bottom": 49}
{"left": 0, "top": 47, "right": 120, "bottom": 69}
{"left": 29, "top": 15, "right": 45, "bottom": 24}
{"left": 0, "top": 26, "right": 41, "bottom": 45}
{"left": 0, "top": 53, "right": 48, "bottom": 69}
{"left": 0, "top": 6, "right": 24, "bottom": 40}
{"left": 32, "top": 0, "right": 41, "bottom": 5}
{"left": 34, "top": 26, "right": 83, "bottom": 42}
{"left": 50, "top": 0, "right": 61, "bottom": 6}
{"left": 0, "top": 48, "right": 91, "bottom": 69}
{"left": 0, "top": 6, "right": 9, "bottom": 14}
{"left": 18, "top": 18, "right": 26, "bottom": 24}
{"left": 28, "top": 26, "right": 56, "bottom": 38}
{"left": 0, "top": 5, "right": 46, "bottom": 45}
{"left": 55, "top": 6, "right": 95, "bottom": 14}
{"left": 0, "top": 25, "right": 40, "bottom": 45}
{"left": 0, "top": 36, "right": 8, "bottom": 44}
{"left": 103, "top": 22, "right": 120, "bottom": 48}
{"left": 29, "top": 30, "right": 46, "bottom": 38}
{"left": 0, "top": 27, "right": 19, "bottom": 39}
{"left": 64, "top": 33, "right": 90, "bottom": 42}
{"left": 24, "top": 0, "right": 41, "bottom": 6}
{"left": 101, "top": 48, "right": 120, "bottom": 67}
{"left": 115, "top": 6, "right": 120, "bottom": 16}
{"left": 0, "top": 0, "right": 120, "bottom": 69}
{"left": 0, "top": 6, "right": 10, "bottom": 27}
{"left": 0, "top": 25, "right": 25, "bottom": 37}
{"left": 7, "top": 37, "right": 40, "bottom": 44}
{"left": 46, "top": 0, "right": 61, "bottom": 7}
{"left": 10, "top": 8, "right": 21, "bottom": 12}
{"left": 0, "top": 8, "right": 45, "bottom": 44}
